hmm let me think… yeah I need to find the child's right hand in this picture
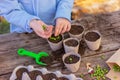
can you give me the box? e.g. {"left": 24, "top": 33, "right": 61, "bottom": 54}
{"left": 30, "top": 19, "right": 53, "bottom": 38}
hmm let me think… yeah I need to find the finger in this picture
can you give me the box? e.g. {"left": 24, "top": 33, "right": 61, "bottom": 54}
{"left": 43, "top": 25, "right": 53, "bottom": 38}
{"left": 36, "top": 31, "right": 47, "bottom": 38}
{"left": 55, "top": 23, "right": 60, "bottom": 36}
{"left": 37, "top": 28, "right": 51, "bottom": 39}
{"left": 44, "top": 31, "right": 52, "bottom": 38}
{"left": 42, "top": 33, "right": 51, "bottom": 39}
{"left": 67, "top": 24, "right": 71, "bottom": 32}
{"left": 57, "top": 24, "right": 64, "bottom": 36}
{"left": 42, "top": 33, "right": 50, "bottom": 39}
{"left": 45, "top": 34, "right": 52, "bottom": 38}
{"left": 61, "top": 24, "right": 68, "bottom": 34}
{"left": 44, "top": 25, "right": 53, "bottom": 36}
{"left": 48, "top": 26, "right": 53, "bottom": 37}
{"left": 47, "top": 25, "right": 53, "bottom": 33}
{"left": 55, "top": 23, "right": 63, "bottom": 36}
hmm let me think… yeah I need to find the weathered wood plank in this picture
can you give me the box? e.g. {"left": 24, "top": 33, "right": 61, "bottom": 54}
{"left": 0, "top": 11, "right": 120, "bottom": 80}
{"left": 0, "top": 50, "right": 116, "bottom": 80}
{"left": 0, "top": 73, "right": 10, "bottom": 80}
{"left": 0, "top": 32, "right": 119, "bottom": 75}
{"left": 0, "top": 30, "right": 119, "bottom": 56}
{"left": 0, "top": 11, "right": 120, "bottom": 55}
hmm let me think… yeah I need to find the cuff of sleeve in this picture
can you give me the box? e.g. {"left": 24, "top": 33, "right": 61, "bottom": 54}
{"left": 26, "top": 15, "right": 40, "bottom": 33}
{"left": 54, "top": 9, "right": 71, "bottom": 22}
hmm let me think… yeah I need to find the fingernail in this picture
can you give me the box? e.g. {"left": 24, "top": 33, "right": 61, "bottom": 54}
{"left": 55, "top": 34, "right": 56, "bottom": 36}
{"left": 55, "top": 34, "right": 58, "bottom": 36}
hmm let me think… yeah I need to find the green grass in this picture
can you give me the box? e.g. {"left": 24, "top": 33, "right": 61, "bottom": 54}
{"left": 0, "top": 19, "right": 10, "bottom": 34}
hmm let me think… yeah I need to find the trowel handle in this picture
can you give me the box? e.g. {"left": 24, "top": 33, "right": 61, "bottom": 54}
{"left": 18, "top": 48, "right": 38, "bottom": 59}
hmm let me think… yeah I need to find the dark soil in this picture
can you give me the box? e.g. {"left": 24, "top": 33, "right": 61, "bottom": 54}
{"left": 29, "top": 70, "right": 43, "bottom": 80}
{"left": 48, "top": 34, "right": 62, "bottom": 43}
{"left": 40, "top": 48, "right": 66, "bottom": 70}
{"left": 65, "top": 39, "right": 78, "bottom": 47}
{"left": 78, "top": 39, "right": 86, "bottom": 56}
{"left": 16, "top": 68, "right": 28, "bottom": 80}
{"left": 42, "top": 73, "right": 57, "bottom": 80}
{"left": 63, "top": 32, "right": 70, "bottom": 39}
{"left": 15, "top": 68, "right": 43, "bottom": 80}
{"left": 69, "top": 25, "right": 84, "bottom": 35}
{"left": 51, "top": 48, "right": 65, "bottom": 61}
{"left": 14, "top": 67, "right": 71, "bottom": 80}
{"left": 64, "top": 55, "right": 80, "bottom": 64}
{"left": 57, "top": 77, "right": 69, "bottom": 80}
{"left": 40, "top": 55, "right": 54, "bottom": 66}
{"left": 85, "top": 32, "right": 100, "bottom": 41}
{"left": 51, "top": 48, "right": 66, "bottom": 70}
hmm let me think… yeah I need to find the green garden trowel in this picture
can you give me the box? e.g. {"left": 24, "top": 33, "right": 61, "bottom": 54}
{"left": 18, "top": 48, "right": 49, "bottom": 66}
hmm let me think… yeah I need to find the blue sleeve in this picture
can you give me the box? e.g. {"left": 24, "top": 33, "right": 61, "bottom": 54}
{"left": 55, "top": 0, "right": 74, "bottom": 22}
{"left": 0, "top": 0, "right": 40, "bottom": 33}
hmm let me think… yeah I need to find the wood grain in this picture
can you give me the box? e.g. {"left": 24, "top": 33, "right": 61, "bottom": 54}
{"left": 0, "top": 11, "right": 120, "bottom": 80}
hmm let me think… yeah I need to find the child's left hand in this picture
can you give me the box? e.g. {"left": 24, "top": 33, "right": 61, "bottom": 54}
{"left": 55, "top": 18, "right": 71, "bottom": 36}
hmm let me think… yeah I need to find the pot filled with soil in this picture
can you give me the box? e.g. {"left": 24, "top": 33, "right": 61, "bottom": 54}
{"left": 62, "top": 52, "right": 81, "bottom": 72}
{"left": 48, "top": 34, "right": 63, "bottom": 51}
{"left": 63, "top": 38, "right": 79, "bottom": 53}
{"left": 10, "top": 66, "right": 28, "bottom": 80}
{"left": 42, "top": 73, "right": 58, "bottom": 80}
{"left": 10, "top": 66, "right": 44, "bottom": 80}
{"left": 84, "top": 30, "right": 101, "bottom": 50}
{"left": 69, "top": 25, "right": 85, "bottom": 40}
{"left": 10, "top": 65, "right": 83, "bottom": 80}
{"left": 15, "top": 68, "right": 29, "bottom": 80}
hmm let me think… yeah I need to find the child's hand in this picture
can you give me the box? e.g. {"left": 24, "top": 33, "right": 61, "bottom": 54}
{"left": 55, "top": 18, "right": 71, "bottom": 36}
{"left": 30, "top": 19, "right": 53, "bottom": 38}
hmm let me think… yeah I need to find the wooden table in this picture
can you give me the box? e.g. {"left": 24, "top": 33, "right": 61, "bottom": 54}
{"left": 0, "top": 11, "right": 120, "bottom": 80}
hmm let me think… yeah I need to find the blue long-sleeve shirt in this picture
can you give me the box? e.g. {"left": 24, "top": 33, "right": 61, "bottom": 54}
{"left": 0, "top": 0, "right": 74, "bottom": 33}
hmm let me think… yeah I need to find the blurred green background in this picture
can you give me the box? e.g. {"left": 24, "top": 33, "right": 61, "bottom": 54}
{"left": 0, "top": 17, "right": 10, "bottom": 34}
